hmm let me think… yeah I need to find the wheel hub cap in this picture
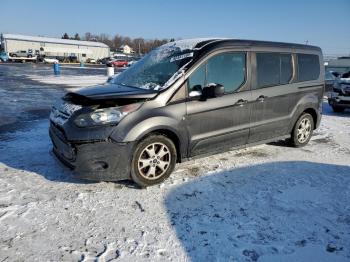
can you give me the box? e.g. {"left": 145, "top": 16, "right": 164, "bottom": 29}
{"left": 297, "top": 118, "right": 311, "bottom": 143}
{"left": 137, "top": 142, "right": 171, "bottom": 180}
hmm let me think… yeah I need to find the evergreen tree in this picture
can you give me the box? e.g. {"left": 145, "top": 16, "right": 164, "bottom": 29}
{"left": 74, "top": 33, "right": 81, "bottom": 40}
{"left": 62, "top": 33, "right": 69, "bottom": 39}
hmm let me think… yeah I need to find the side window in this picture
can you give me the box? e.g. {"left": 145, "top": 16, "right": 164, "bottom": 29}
{"left": 207, "top": 53, "right": 246, "bottom": 93}
{"left": 256, "top": 53, "right": 293, "bottom": 88}
{"left": 297, "top": 54, "right": 320, "bottom": 81}
{"left": 280, "top": 54, "right": 293, "bottom": 84}
{"left": 188, "top": 63, "right": 206, "bottom": 92}
{"left": 257, "top": 53, "right": 280, "bottom": 87}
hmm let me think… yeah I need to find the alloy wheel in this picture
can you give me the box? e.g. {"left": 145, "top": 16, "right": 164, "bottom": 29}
{"left": 137, "top": 142, "right": 171, "bottom": 180}
{"left": 297, "top": 118, "right": 311, "bottom": 143}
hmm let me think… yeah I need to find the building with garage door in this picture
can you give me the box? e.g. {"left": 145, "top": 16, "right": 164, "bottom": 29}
{"left": 1, "top": 33, "right": 110, "bottom": 62}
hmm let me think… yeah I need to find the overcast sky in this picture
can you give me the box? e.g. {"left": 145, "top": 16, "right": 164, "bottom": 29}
{"left": 1, "top": 0, "right": 349, "bottom": 55}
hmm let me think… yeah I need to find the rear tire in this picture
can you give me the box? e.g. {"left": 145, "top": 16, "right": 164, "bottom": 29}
{"left": 291, "top": 113, "right": 314, "bottom": 147}
{"left": 332, "top": 106, "right": 345, "bottom": 113}
{"left": 131, "top": 134, "right": 177, "bottom": 187}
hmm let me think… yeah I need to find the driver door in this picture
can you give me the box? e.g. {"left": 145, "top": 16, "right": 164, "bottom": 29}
{"left": 185, "top": 52, "right": 251, "bottom": 156}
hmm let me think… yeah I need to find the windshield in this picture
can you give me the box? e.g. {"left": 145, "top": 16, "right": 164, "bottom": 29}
{"left": 112, "top": 44, "right": 194, "bottom": 90}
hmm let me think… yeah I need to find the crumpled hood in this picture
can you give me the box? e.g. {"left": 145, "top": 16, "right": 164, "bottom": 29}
{"left": 74, "top": 83, "right": 158, "bottom": 100}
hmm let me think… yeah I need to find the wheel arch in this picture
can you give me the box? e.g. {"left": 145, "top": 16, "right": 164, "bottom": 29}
{"left": 303, "top": 108, "right": 318, "bottom": 129}
{"left": 135, "top": 128, "right": 183, "bottom": 163}
{"left": 111, "top": 116, "right": 186, "bottom": 163}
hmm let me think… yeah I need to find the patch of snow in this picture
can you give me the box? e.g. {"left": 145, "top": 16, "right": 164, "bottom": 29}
{"left": 0, "top": 103, "right": 350, "bottom": 261}
{"left": 161, "top": 38, "right": 222, "bottom": 51}
{"left": 274, "top": 184, "right": 327, "bottom": 203}
{"left": 26, "top": 74, "right": 108, "bottom": 89}
{"left": 259, "top": 245, "right": 348, "bottom": 262}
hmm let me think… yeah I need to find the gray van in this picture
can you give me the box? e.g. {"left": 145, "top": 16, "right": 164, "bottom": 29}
{"left": 49, "top": 39, "right": 324, "bottom": 187}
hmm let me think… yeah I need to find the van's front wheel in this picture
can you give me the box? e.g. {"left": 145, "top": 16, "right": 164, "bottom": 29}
{"left": 131, "top": 134, "right": 177, "bottom": 187}
{"left": 291, "top": 113, "right": 314, "bottom": 147}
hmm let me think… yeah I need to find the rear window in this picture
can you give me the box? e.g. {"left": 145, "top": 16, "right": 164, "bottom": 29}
{"left": 297, "top": 54, "right": 320, "bottom": 81}
{"left": 256, "top": 53, "right": 293, "bottom": 88}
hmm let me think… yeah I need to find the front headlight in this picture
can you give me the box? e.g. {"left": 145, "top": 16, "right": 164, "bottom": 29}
{"left": 74, "top": 103, "right": 142, "bottom": 127}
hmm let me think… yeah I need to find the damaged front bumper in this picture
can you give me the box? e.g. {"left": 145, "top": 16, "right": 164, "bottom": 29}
{"left": 49, "top": 123, "right": 134, "bottom": 181}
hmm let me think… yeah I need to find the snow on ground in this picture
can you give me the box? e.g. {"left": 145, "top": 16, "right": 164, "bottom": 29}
{"left": 26, "top": 74, "right": 108, "bottom": 89}
{"left": 0, "top": 104, "right": 349, "bottom": 262}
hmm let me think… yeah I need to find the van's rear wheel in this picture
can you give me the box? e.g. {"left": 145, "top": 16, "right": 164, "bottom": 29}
{"left": 131, "top": 134, "right": 177, "bottom": 187}
{"left": 291, "top": 113, "right": 314, "bottom": 147}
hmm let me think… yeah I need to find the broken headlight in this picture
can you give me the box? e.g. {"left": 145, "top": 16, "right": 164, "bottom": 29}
{"left": 74, "top": 103, "right": 142, "bottom": 127}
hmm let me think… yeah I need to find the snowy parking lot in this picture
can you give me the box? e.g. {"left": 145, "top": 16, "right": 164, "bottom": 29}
{"left": 0, "top": 64, "right": 350, "bottom": 261}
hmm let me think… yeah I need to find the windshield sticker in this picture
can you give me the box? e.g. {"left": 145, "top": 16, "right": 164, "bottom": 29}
{"left": 170, "top": 52, "right": 194, "bottom": 62}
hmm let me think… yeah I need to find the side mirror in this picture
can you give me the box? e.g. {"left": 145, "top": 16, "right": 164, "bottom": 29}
{"left": 202, "top": 83, "right": 224, "bottom": 99}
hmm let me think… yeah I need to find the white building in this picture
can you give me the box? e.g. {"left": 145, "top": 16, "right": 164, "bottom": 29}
{"left": 1, "top": 34, "right": 110, "bottom": 61}
{"left": 118, "top": 44, "right": 134, "bottom": 54}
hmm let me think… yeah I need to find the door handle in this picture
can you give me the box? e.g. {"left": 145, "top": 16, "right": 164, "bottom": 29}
{"left": 256, "top": 95, "right": 267, "bottom": 102}
{"left": 235, "top": 99, "right": 248, "bottom": 106}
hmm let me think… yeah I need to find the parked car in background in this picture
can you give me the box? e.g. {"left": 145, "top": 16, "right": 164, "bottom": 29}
{"left": 0, "top": 51, "right": 8, "bottom": 62}
{"left": 9, "top": 50, "right": 33, "bottom": 58}
{"left": 86, "top": 58, "right": 96, "bottom": 64}
{"left": 107, "top": 59, "right": 129, "bottom": 67}
{"left": 127, "top": 57, "right": 140, "bottom": 67}
{"left": 44, "top": 57, "right": 59, "bottom": 64}
{"left": 97, "top": 57, "right": 112, "bottom": 65}
{"left": 325, "top": 71, "right": 337, "bottom": 92}
{"left": 328, "top": 71, "right": 350, "bottom": 112}
{"left": 49, "top": 38, "right": 324, "bottom": 187}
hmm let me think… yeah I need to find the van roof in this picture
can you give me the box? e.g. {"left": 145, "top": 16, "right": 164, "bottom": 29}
{"left": 175, "top": 38, "right": 321, "bottom": 52}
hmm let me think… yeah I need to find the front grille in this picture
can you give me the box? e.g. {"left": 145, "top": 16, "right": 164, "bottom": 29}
{"left": 339, "top": 100, "right": 350, "bottom": 105}
{"left": 49, "top": 124, "right": 76, "bottom": 161}
{"left": 50, "top": 101, "right": 82, "bottom": 126}
{"left": 50, "top": 122, "right": 67, "bottom": 141}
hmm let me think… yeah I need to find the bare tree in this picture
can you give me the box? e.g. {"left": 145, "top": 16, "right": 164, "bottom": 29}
{"left": 81, "top": 32, "right": 170, "bottom": 54}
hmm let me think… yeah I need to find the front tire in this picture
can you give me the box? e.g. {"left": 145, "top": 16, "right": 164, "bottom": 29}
{"left": 291, "top": 113, "right": 314, "bottom": 147}
{"left": 131, "top": 134, "right": 177, "bottom": 187}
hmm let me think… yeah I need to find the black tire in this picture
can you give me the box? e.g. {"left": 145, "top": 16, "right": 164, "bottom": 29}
{"left": 12, "top": 54, "right": 17, "bottom": 57}
{"left": 131, "top": 134, "right": 177, "bottom": 187}
{"left": 28, "top": 54, "right": 32, "bottom": 58}
{"left": 332, "top": 106, "right": 345, "bottom": 113}
{"left": 291, "top": 113, "right": 314, "bottom": 147}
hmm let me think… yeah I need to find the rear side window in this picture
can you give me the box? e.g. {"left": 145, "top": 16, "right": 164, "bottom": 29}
{"left": 256, "top": 53, "right": 293, "bottom": 88}
{"left": 280, "top": 54, "right": 293, "bottom": 84}
{"left": 297, "top": 54, "right": 320, "bottom": 81}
